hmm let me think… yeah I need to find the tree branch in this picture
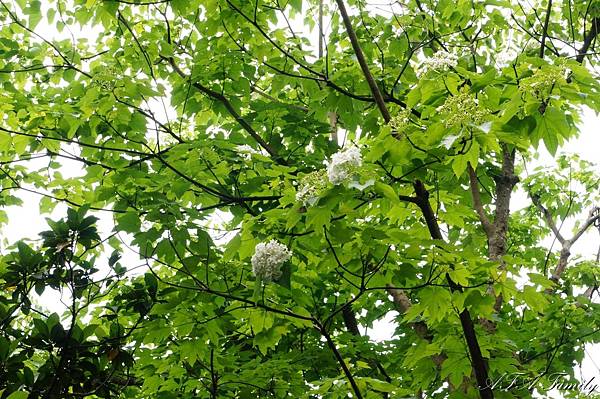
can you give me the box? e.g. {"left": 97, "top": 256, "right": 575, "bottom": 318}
{"left": 331, "top": 7, "right": 491, "bottom": 390}
{"left": 489, "top": 145, "right": 519, "bottom": 260}
{"left": 165, "top": 57, "right": 285, "bottom": 164}
{"left": 550, "top": 206, "right": 600, "bottom": 281}
{"left": 539, "top": 0, "right": 553, "bottom": 58}
{"left": 386, "top": 286, "right": 434, "bottom": 345}
{"left": 316, "top": 321, "right": 364, "bottom": 399}
{"left": 530, "top": 193, "right": 566, "bottom": 245}
{"left": 412, "top": 180, "right": 493, "bottom": 399}
{"left": 576, "top": 17, "right": 600, "bottom": 63}
{"left": 570, "top": 206, "right": 600, "bottom": 244}
{"left": 334, "top": 0, "right": 392, "bottom": 123}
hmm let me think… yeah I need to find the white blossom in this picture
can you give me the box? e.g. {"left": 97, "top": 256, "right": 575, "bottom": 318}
{"left": 236, "top": 144, "right": 264, "bottom": 160}
{"left": 420, "top": 51, "right": 458, "bottom": 73}
{"left": 251, "top": 240, "right": 292, "bottom": 282}
{"left": 326, "top": 146, "right": 363, "bottom": 185}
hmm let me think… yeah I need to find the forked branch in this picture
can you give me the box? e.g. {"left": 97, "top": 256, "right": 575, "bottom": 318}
{"left": 530, "top": 195, "right": 600, "bottom": 282}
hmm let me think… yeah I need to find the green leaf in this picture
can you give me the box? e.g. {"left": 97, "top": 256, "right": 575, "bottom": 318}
{"left": 116, "top": 212, "right": 141, "bottom": 234}
{"left": 448, "top": 265, "right": 470, "bottom": 286}
{"left": 249, "top": 309, "right": 273, "bottom": 334}
{"left": 374, "top": 181, "right": 397, "bottom": 201}
{"left": 6, "top": 391, "right": 29, "bottom": 399}
{"left": 451, "top": 154, "right": 469, "bottom": 177}
{"left": 522, "top": 286, "right": 549, "bottom": 313}
{"left": 24, "top": 0, "right": 41, "bottom": 29}
{"left": 305, "top": 206, "right": 331, "bottom": 230}
{"left": 419, "top": 287, "right": 453, "bottom": 323}
{"left": 275, "top": 262, "right": 291, "bottom": 289}
{"left": 528, "top": 273, "right": 555, "bottom": 289}
{"left": 254, "top": 325, "right": 287, "bottom": 355}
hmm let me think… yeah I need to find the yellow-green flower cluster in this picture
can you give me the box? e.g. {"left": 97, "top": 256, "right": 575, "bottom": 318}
{"left": 390, "top": 108, "right": 412, "bottom": 132}
{"left": 295, "top": 169, "right": 328, "bottom": 207}
{"left": 438, "top": 88, "right": 488, "bottom": 128}
{"left": 91, "top": 66, "right": 120, "bottom": 91}
{"left": 519, "top": 64, "right": 566, "bottom": 100}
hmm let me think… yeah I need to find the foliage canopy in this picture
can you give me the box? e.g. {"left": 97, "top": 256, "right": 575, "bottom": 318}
{"left": 0, "top": 0, "right": 600, "bottom": 398}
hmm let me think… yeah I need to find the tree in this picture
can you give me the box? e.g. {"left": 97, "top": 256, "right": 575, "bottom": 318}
{"left": 0, "top": 0, "right": 599, "bottom": 398}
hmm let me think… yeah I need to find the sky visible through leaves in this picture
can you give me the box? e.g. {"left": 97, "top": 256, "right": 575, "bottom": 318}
{"left": 1, "top": 0, "right": 600, "bottom": 398}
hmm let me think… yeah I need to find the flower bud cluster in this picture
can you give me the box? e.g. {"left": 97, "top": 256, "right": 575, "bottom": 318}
{"left": 438, "top": 88, "right": 488, "bottom": 127}
{"left": 91, "top": 66, "right": 120, "bottom": 91}
{"left": 519, "top": 65, "right": 566, "bottom": 100}
{"left": 296, "top": 169, "right": 327, "bottom": 207}
{"left": 390, "top": 109, "right": 412, "bottom": 132}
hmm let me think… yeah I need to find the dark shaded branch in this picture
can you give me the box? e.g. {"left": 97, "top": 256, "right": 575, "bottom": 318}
{"left": 341, "top": 305, "right": 361, "bottom": 336}
{"left": 340, "top": 305, "right": 393, "bottom": 391}
{"left": 334, "top": 0, "right": 392, "bottom": 123}
{"left": 165, "top": 58, "right": 285, "bottom": 164}
{"left": 412, "top": 180, "right": 493, "bottom": 399}
{"left": 510, "top": 13, "right": 560, "bottom": 57}
{"left": 316, "top": 321, "right": 364, "bottom": 399}
{"left": 576, "top": 18, "right": 600, "bottom": 63}
{"left": 539, "top": 0, "right": 553, "bottom": 58}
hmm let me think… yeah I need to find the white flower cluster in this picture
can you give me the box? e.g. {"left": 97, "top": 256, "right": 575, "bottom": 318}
{"left": 294, "top": 147, "right": 364, "bottom": 206}
{"left": 296, "top": 170, "right": 327, "bottom": 207}
{"left": 237, "top": 144, "right": 262, "bottom": 160}
{"left": 496, "top": 48, "right": 517, "bottom": 67}
{"left": 251, "top": 240, "right": 292, "bottom": 282}
{"left": 421, "top": 51, "right": 458, "bottom": 73}
{"left": 326, "top": 146, "right": 363, "bottom": 185}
